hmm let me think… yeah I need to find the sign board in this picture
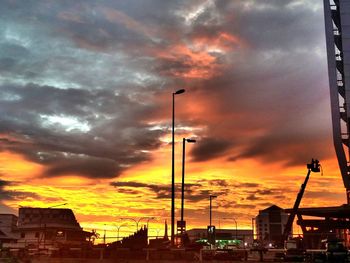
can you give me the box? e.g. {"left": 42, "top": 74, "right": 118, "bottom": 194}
{"left": 177, "top": 220, "right": 186, "bottom": 228}
{"left": 207, "top": 225, "right": 216, "bottom": 245}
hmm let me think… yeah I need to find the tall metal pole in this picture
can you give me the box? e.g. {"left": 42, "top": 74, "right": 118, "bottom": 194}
{"left": 223, "top": 217, "right": 237, "bottom": 240}
{"left": 171, "top": 92, "right": 175, "bottom": 245}
{"left": 171, "top": 89, "right": 185, "bottom": 245}
{"left": 210, "top": 197, "right": 212, "bottom": 226}
{"left": 233, "top": 218, "right": 237, "bottom": 240}
{"left": 116, "top": 223, "right": 128, "bottom": 242}
{"left": 120, "top": 218, "right": 138, "bottom": 232}
{"left": 209, "top": 195, "right": 216, "bottom": 226}
{"left": 103, "top": 225, "right": 106, "bottom": 244}
{"left": 180, "top": 138, "right": 186, "bottom": 225}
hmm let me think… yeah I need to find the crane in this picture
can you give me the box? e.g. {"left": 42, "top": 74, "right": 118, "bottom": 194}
{"left": 281, "top": 159, "right": 321, "bottom": 244}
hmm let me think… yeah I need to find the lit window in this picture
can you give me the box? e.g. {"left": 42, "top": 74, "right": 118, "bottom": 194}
{"left": 57, "top": 231, "right": 64, "bottom": 237}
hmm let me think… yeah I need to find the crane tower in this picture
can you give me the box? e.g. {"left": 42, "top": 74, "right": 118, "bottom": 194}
{"left": 324, "top": 0, "right": 350, "bottom": 203}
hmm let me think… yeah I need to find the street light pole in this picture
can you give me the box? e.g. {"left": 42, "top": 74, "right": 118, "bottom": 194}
{"left": 171, "top": 89, "right": 185, "bottom": 246}
{"left": 116, "top": 223, "right": 128, "bottom": 242}
{"left": 233, "top": 218, "right": 238, "bottom": 240}
{"left": 223, "top": 217, "right": 238, "bottom": 240}
{"left": 145, "top": 217, "right": 155, "bottom": 230}
{"left": 120, "top": 217, "right": 154, "bottom": 233}
{"left": 48, "top": 203, "right": 68, "bottom": 208}
{"left": 209, "top": 195, "right": 217, "bottom": 226}
{"left": 120, "top": 218, "right": 138, "bottom": 232}
{"left": 137, "top": 216, "right": 155, "bottom": 230}
{"left": 180, "top": 138, "right": 196, "bottom": 234}
{"left": 103, "top": 224, "right": 106, "bottom": 245}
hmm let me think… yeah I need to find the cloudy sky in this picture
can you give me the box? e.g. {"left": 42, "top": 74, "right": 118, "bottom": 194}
{"left": 0, "top": 0, "right": 346, "bottom": 239}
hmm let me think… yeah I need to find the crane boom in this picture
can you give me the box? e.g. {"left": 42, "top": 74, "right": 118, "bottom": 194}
{"left": 281, "top": 159, "right": 320, "bottom": 243}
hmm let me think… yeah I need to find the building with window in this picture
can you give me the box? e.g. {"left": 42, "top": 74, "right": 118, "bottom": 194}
{"left": 255, "top": 205, "right": 289, "bottom": 246}
{"left": 16, "top": 207, "right": 93, "bottom": 249}
{"left": 0, "top": 214, "right": 18, "bottom": 245}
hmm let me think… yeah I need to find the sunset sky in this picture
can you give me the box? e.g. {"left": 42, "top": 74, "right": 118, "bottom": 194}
{"left": 0, "top": 0, "right": 346, "bottom": 240}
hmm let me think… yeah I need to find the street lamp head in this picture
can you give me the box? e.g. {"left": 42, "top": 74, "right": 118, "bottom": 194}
{"left": 174, "top": 89, "right": 185, "bottom": 95}
{"left": 48, "top": 203, "right": 68, "bottom": 208}
{"left": 186, "top": 138, "right": 196, "bottom": 143}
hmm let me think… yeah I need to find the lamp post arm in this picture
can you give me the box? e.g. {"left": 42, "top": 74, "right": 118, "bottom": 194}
{"left": 120, "top": 218, "right": 137, "bottom": 232}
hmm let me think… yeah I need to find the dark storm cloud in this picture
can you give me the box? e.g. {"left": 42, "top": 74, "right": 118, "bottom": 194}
{"left": 234, "top": 204, "right": 256, "bottom": 209}
{"left": 304, "top": 190, "right": 345, "bottom": 200}
{"left": 0, "top": 84, "right": 165, "bottom": 178}
{"left": 184, "top": 0, "right": 330, "bottom": 165}
{"left": 235, "top": 183, "right": 260, "bottom": 188}
{"left": 201, "top": 180, "right": 259, "bottom": 189}
{"left": 209, "top": 179, "right": 229, "bottom": 187}
{"left": 235, "top": 130, "right": 332, "bottom": 167}
{"left": 244, "top": 187, "right": 288, "bottom": 202}
{"left": 0, "top": 0, "right": 334, "bottom": 179}
{"left": 246, "top": 194, "right": 260, "bottom": 201}
{"left": 0, "top": 179, "right": 10, "bottom": 188}
{"left": 111, "top": 181, "right": 218, "bottom": 202}
{"left": 46, "top": 156, "right": 123, "bottom": 178}
{"left": 111, "top": 181, "right": 173, "bottom": 199}
{"left": 190, "top": 137, "right": 232, "bottom": 162}
{"left": 229, "top": 1, "right": 323, "bottom": 51}
{"left": 0, "top": 179, "right": 39, "bottom": 200}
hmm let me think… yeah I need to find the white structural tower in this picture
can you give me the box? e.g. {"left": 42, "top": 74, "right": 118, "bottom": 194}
{"left": 324, "top": 0, "right": 350, "bottom": 202}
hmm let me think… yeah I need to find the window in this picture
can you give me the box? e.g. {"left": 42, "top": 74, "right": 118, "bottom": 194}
{"left": 21, "top": 232, "right": 25, "bottom": 238}
{"left": 35, "top": 232, "right": 39, "bottom": 238}
{"left": 57, "top": 231, "right": 64, "bottom": 237}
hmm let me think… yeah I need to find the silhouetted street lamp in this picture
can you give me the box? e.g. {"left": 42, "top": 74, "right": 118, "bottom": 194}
{"left": 223, "top": 217, "right": 238, "bottom": 240}
{"left": 145, "top": 217, "right": 155, "bottom": 230}
{"left": 48, "top": 203, "right": 67, "bottom": 208}
{"left": 120, "top": 218, "right": 138, "bottom": 232}
{"left": 171, "top": 88, "right": 185, "bottom": 245}
{"left": 209, "top": 195, "right": 217, "bottom": 226}
{"left": 120, "top": 217, "right": 154, "bottom": 232}
{"left": 103, "top": 224, "right": 107, "bottom": 244}
{"left": 116, "top": 222, "right": 128, "bottom": 241}
{"left": 180, "top": 138, "right": 196, "bottom": 234}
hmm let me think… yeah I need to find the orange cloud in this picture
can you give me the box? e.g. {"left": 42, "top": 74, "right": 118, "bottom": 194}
{"left": 0, "top": 151, "right": 44, "bottom": 181}
{"left": 154, "top": 43, "right": 220, "bottom": 79}
{"left": 192, "top": 31, "right": 248, "bottom": 53}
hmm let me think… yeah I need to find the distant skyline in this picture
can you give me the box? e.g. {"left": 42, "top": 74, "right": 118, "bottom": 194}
{"left": 0, "top": 0, "right": 345, "bottom": 238}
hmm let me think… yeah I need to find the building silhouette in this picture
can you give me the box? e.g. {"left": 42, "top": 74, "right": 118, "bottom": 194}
{"left": 255, "top": 205, "right": 289, "bottom": 246}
